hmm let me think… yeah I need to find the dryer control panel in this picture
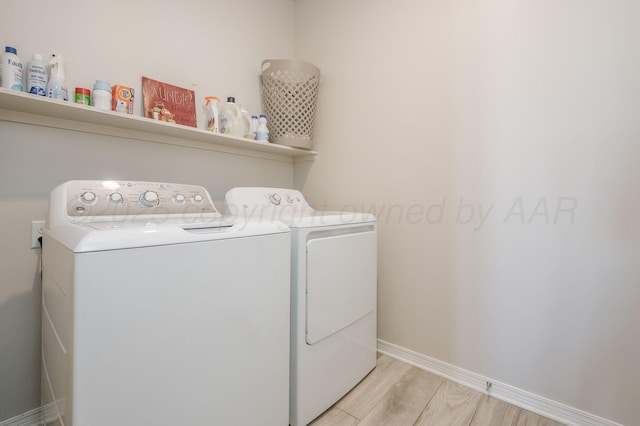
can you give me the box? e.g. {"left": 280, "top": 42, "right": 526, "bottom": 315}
{"left": 225, "top": 187, "right": 309, "bottom": 209}
{"left": 63, "top": 180, "right": 218, "bottom": 218}
{"left": 224, "top": 187, "right": 314, "bottom": 219}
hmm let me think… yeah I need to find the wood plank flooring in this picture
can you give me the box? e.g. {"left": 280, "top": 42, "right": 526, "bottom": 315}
{"left": 310, "top": 354, "right": 565, "bottom": 426}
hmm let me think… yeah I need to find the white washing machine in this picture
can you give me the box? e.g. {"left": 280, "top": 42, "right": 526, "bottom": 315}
{"left": 41, "top": 180, "right": 291, "bottom": 426}
{"left": 224, "top": 188, "right": 377, "bottom": 426}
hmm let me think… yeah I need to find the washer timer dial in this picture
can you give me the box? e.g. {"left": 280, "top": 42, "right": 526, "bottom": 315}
{"left": 139, "top": 190, "right": 160, "bottom": 207}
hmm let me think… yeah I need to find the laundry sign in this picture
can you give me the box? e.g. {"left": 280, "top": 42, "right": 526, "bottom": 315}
{"left": 142, "top": 76, "right": 196, "bottom": 127}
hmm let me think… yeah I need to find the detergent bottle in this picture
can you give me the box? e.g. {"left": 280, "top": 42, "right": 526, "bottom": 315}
{"left": 219, "top": 97, "right": 242, "bottom": 136}
{"left": 25, "top": 53, "right": 48, "bottom": 96}
{"left": 203, "top": 96, "right": 221, "bottom": 132}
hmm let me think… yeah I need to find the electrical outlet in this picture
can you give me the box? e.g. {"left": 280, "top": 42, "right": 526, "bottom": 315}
{"left": 31, "top": 220, "right": 45, "bottom": 249}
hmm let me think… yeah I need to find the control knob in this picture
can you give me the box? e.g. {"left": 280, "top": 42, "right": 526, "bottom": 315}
{"left": 80, "top": 191, "right": 96, "bottom": 204}
{"left": 109, "top": 192, "right": 124, "bottom": 205}
{"left": 139, "top": 190, "right": 160, "bottom": 207}
{"left": 269, "top": 193, "right": 281, "bottom": 205}
{"left": 173, "top": 194, "right": 186, "bottom": 204}
{"left": 191, "top": 194, "right": 204, "bottom": 205}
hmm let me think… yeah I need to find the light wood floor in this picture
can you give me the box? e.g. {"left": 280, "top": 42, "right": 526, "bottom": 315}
{"left": 310, "top": 354, "right": 566, "bottom": 426}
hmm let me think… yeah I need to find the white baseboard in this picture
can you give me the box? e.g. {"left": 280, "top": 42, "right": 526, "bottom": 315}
{"left": 377, "top": 339, "right": 621, "bottom": 426}
{"left": 1, "top": 343, "right": 621, "bottom": 426}
{"left": 0, "top": 406, "right": 41, "bottom": 426}
{"left": 0, "top": 399, "right": 62, "bottom": 426}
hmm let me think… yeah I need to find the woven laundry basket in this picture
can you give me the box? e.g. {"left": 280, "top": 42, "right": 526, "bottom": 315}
{"left": 261, "top": 59, "right": 320, "bottom": 150}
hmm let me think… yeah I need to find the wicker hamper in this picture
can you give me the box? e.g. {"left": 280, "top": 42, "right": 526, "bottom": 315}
{"left": 261, "top": 59, "right": 320, "bottom": 150}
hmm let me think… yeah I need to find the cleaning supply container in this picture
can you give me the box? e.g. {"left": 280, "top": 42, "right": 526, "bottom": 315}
{"left": 203, "top": 96, "right": 221, "bottom": 132}
{"left": 0, "top": 46, "right": 23, "bottom": 91}
{"left": 219, "top": 97, "right": 243, "bottom": 136}
{"left": 25, "top": 53, "right": 47, "bottom": 96}
{"left": 92, "top": 80, "right": 112, "bottom": 110}
{"left": 45, "top": 54, "right": 68, "bottom": 101}
{"left": 260, "top": 59, "right": 320, "bottom": 150}
{"left": 75, "top": 88, "right": 91, "bottom": 105}
{"left": 255, "top": 114, "right": 269, "bottom": 142}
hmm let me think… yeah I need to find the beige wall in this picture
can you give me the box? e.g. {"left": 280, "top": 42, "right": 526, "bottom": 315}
{"left": 0, "top": 0, "right": 295, "bottom": 421}
{"left": 3, "top": 0, "right": 640, "bottom": 424}
{"left": 295, "top": 0, "right": 640, "bottom": 425}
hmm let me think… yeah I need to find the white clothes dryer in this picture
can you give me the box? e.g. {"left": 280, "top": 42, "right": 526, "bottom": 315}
{"left": 41, "top": 180, "right": 291, "bottom": 426}
{"left": 225, "top": 187, "right": 377, "bottom": 426}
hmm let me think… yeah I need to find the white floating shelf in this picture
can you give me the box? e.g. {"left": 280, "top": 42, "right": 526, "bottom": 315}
{"left": 0, "top": 88, "right": 317, "bottom": 162}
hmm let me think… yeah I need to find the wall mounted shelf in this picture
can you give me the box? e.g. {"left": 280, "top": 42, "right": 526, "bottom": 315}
{"left": 0, "top": 88, "right": 317, "bottom": 163}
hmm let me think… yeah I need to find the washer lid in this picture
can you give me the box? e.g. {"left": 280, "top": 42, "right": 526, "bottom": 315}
{"left": 45, "top": 218, "right": 290, "bottom": 253}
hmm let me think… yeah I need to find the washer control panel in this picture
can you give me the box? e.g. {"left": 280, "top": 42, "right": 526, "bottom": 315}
{"left": 65, "top": 180, "right": 218, "bottom": 217}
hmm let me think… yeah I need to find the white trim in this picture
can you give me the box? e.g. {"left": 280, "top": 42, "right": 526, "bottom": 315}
{"left": 0, "top": 399, "right": 63, "bottom": 426}
{"left": 0, "top": 406, "right": 41, "bottom": 426}
{"left": 1, "top": 341, "right": 622, "bottom": 426}
{"left": 377, "top": 339, "right": 622, "bottom": 426}
{"left": 40, "top": 354, "right": 65, "bottom": 425}
{"left": 41, "top": 399, "right": 64, "bottom": 425}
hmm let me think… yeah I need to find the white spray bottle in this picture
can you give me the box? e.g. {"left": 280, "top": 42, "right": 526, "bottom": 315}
{"left": 45, "top": 54, "right": 68, "bottom": 101}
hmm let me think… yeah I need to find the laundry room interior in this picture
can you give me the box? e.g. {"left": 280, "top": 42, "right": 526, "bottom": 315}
{"left": 1, "top": 1, "right": 639, "bottom": 425}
